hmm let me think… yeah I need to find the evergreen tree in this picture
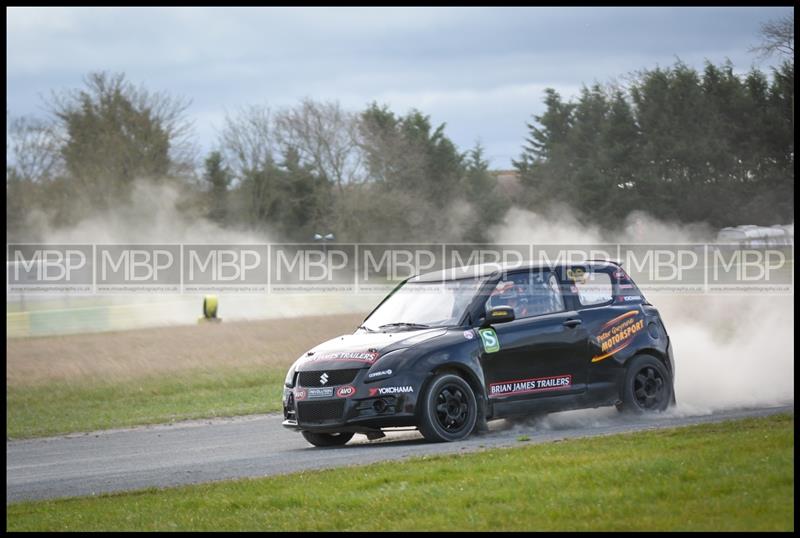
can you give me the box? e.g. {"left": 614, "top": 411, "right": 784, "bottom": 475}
{"left": 515, "top": 59, "right": 794, "bottom": 227}
{"left": 203, "top": 151, "right": 231, "bottom": 224}
{"left": 277, "top": 145, "right": 331, "bottom": 240}
{"left": 462, "top": 142, "right": 509, "bottom": 242}
{"left": 513, "top": 88, "right": 575, "bottom": 208}
{"left": 49, "top": 71, "right": 192, "bottom": 212}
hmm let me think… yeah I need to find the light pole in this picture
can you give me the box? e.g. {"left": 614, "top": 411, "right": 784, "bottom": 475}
{"left": 313, "top": 232, "right": 335, "bottom": 257}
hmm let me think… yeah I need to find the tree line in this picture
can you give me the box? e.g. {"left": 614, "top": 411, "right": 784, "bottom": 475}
{"left": 514, "top": 59, "right": 793, "bottom": 227}
{"left": 6, "top": 58, "right": 794, "bottom": 243}
{"left": 6, "top": 73, "right": 508, "bottom": 243}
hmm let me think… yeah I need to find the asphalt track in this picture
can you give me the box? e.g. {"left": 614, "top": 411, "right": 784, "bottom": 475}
{"left": 6, "top": 404, "right": 793, "bottom": 504}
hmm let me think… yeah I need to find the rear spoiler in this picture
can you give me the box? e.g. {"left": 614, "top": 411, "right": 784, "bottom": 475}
{"left": 585, "top": 259, "right": 623, "bottom": 267}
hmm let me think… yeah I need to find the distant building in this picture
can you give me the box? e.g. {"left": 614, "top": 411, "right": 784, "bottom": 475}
{"left": 716, "top": 224, "right": 794, "bottom": 247}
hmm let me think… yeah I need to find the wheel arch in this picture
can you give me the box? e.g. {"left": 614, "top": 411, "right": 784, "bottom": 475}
{"left": 629, "top": 347, "right": 672, "bottom": 375}
{"left": 431, "top": 363, "right": 484, "bottom": 397}
{"left": 621, "top": 348, "right": 676, "bottom": 407}
{"left": 426, "top": 361, "right": 489, "bottom": 423}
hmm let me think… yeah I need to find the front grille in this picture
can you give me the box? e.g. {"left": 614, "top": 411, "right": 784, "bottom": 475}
{"left": 298, "top": 368, "right": 360, "bottom": 388}
{"left": 296, "top": 400, "right": 346, "bottom": 423}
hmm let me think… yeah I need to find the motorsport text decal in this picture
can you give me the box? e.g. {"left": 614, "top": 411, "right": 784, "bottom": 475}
{"left": 591, "top": 310, "right": 645, "bottom": 362}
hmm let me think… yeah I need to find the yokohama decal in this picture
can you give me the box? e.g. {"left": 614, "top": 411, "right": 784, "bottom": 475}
{"left": 489, "top": 375, "right": 572, "bottom": 398}
{"left": 368, "top": 386, "right": 414, "bottom": 396}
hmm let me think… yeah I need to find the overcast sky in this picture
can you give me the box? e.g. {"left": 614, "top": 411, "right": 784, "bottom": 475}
{"left": 6, "top": 6, "right": 793, "bottom": 169}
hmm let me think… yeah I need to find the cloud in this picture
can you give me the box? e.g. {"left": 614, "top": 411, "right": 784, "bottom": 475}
{"left": 7, "top": 6, "right": 793, "bottom": 168}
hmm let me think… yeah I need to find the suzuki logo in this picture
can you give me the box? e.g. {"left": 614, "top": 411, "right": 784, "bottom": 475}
{"left": 320, "top": 372, "right": 329, "bottom": 385}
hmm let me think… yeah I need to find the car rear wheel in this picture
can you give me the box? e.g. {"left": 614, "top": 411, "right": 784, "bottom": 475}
{"left": 618, "top": 354, "right": 673, "bottom": 413}
{"left": 418, "top": 373, "right": 478, "bottom": 443}
{"left": 301, "top": 431, "right": 355, "bottom": 447}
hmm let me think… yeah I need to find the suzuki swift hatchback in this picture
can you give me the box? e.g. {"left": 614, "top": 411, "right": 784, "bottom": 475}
{"left": 282, "top": 261, "right": 675, "bottom": 446}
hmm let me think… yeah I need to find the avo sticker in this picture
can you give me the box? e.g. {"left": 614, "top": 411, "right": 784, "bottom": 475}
{"left": 478, "top": 327, "right": 500, "bottom": 353}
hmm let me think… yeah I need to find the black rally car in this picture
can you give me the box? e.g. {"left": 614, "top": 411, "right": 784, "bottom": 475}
{"left": 282, "top": 261, "right": 675, "bottom": 446}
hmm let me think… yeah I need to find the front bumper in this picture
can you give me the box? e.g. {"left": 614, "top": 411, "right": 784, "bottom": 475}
{"left": 282, "top": 369, "right": 422, "bottom": 433}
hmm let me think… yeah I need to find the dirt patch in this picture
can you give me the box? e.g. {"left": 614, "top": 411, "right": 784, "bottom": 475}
{"left": 7, "top": 313, "right": 367, "bottom": 387}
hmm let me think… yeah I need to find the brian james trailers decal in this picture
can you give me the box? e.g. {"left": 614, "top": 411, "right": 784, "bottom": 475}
{"left": 489, "top": 375, "right": 573, "bottom": 398}
{"left": 309, "top": 351, "right": 380, "bottom": 364}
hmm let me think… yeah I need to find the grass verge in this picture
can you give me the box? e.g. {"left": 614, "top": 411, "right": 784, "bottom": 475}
{"left": 6, "top": 414, "right": 794, "bottom": 531}
{"left": 7, "top": 313, "right": 365, "bottom": 438}
{"left": 6, "top": 366, "right": 286, "bottom": 439}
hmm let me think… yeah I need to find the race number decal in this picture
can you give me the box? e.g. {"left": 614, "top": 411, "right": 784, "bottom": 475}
{"left": 478, "top": 327, "right": 500, "bottom": 353}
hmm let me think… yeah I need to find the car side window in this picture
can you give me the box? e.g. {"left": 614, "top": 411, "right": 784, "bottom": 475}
{"left": 485, "top": 270, "right": 565, "bottom": 319}
{"left": 573, "top": 270, "right": 613, "bottom": 307}
{"left": 547, "top": 273, "right": 565, "bottom": 311}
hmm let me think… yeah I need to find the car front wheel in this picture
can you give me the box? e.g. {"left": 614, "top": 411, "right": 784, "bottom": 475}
{"left": 301, "top": 431, "right": 355, "bottom": 447}
{"left": 618, "top": 354, "right": 674, "bottom": 413}
{"left": 418, "top": 373, "right": 478, "bottom": 442}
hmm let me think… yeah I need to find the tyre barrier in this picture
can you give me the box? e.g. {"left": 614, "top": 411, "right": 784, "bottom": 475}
{"left": 199, "top": 294, "right": 222, "bottom": 323}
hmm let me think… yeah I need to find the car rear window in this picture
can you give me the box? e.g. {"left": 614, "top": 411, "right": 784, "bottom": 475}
{"left": 575, "top": 271, "right": 612, "bottom": 306}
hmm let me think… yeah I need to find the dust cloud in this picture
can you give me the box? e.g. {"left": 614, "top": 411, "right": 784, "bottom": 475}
{"left": 7, "top": 179, "right": 376, "bottom": 331}
{"left": 18, "top": 180, "right": 271, "bottom": 244}
{"left": 489, "top": 206, "right": 794, "bottom": 413}
{"left": 10, "top": 184, "right": 795, "bottom": 412}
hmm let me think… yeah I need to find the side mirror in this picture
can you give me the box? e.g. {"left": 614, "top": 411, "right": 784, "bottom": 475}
{"left": 482, "top": 305, "right": 515, "bottom": 326}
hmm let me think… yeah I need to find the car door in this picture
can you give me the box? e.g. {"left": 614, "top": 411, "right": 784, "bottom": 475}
{"left": 569, "top": 264, "right": 649, "bottom": 402}
{"left": 479, "top": 269, "right": 589, "bottom": 406}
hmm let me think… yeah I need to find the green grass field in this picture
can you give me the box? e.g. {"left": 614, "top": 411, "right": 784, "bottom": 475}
{"left": 7, "top": 414, "right": 794, "bottom": 532}
{"left": 6, "top": 366, "right": 286, "bottom": 439}
{"left": 6, "top": 313, "right": 365, "bottom": 439}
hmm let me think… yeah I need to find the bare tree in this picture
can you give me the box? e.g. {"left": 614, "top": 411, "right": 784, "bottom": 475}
{"left": 274, "top": 98, "right": 365, "bottom": 191}
{"left": 6, "top": 112, "right": 62, "bottom": 183}
{"left": 750, "top": 15, "right": 794, "bottom": 60}
{"left": 219, "top": 104, "right": 276, "bottom": 179}
{"left": 218, "top": 104, "right": 281, "bottom": 226}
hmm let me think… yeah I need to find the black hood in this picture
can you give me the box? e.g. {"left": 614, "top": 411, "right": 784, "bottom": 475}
{"left": 295, "top": 327, "right": 447, "bottom": 371}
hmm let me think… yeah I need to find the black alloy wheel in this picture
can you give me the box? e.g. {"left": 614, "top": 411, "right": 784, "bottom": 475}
{"left": 419, "top": 373, "right": 478, "bottom": 442}
{"left": 619, "top": 354, "right": 673, "bottom": 413}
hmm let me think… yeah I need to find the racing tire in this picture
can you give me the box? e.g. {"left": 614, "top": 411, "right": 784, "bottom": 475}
{"left": 301, "top": 431, "right": 355, "bottom": 447}
{"left": 618, "top": 354, "right": 674, "bottom": 414}
{"left": 418, "top": 373, "right": 478, "bottom": 443}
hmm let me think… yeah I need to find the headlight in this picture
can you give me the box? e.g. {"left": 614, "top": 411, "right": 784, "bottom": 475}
{"left": 284, "top": 358, "right": 302, "bottom": 387}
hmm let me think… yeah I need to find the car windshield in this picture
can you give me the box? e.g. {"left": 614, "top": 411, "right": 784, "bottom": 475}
{"left": 361, "top": 276, "right": 486, "bottom": 331}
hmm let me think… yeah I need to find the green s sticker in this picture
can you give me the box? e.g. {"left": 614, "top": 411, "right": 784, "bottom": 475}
{"left": 478, "top": 328, "right": 500, "bottom": 353}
